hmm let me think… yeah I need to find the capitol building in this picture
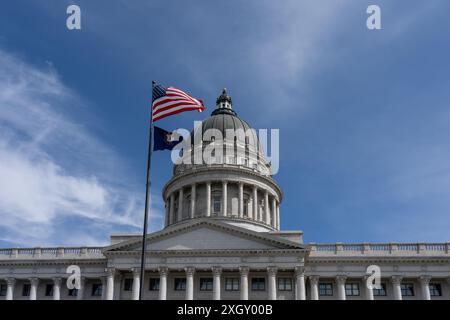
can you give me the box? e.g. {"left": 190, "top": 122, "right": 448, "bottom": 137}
{"left": 0, "top": 90, "right": 449, "bottom": 301}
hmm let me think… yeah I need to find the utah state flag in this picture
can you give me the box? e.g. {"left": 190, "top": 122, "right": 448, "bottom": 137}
{"left": 153, "top": 126, "right": 183, "bottom": 151}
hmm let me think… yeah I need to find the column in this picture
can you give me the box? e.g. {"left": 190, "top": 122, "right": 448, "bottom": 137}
{"left": 158, "top": 267, "right": 168, "bottom": 300}
{"left": 206, "top": 182, "right": 211, "bottom": 217}
{"left": 105, "top": 268, "right": 115, "bottom": 300}
{"left": 238, "top": 183, "right": 244, "bottom": 218}
{"left": 131, "top": 268, "right": 140, "bottom": 300}
{"left": 178, "top": 188, "right": 184, "bottom": 221}
{"left": 363, "top": 275, "right": 374, "bottom": 300}
{"left": 212, "top": 267, "right": 222, "bottom": 300}
{"left": 253, "top": 186, "right": 258, "bottom": 221}
{"left": 77, "top": 277, "right": 86, "bottom": 300}
{"left": 6, "top": 278, "right": 15, "bottom": 300}
{"left": 336, "top": 275, "right": 347, "bottom": 300}
{"left": 169, "top": 193, "right": 175, "bottom": 224}
{"left": 391, "top": 276, "right": 403, "bottom": 300}
{"left": 29, "top": 278, "right": 39, "bottom": 300}
{"left": 185, "top": 267, "right": 195, "bottom": 300}
{"left": 271, "top": 198, "right": 277, "bottom": 228}
{"left": 267, "top": 267, "right": 277, "bottom": 300}
{"left": 264, "top": 191, "right": 270, "bottom": 225}
{"left": 53, "top": 277, "right": 62, "bottom": 300}
{"left": 309, "top": 276, "right": 319, "bottom": 300}
{"left": 164, "top": 201, "right": 169, "bottom": 227}
{"left": 239, "top": 267, "right": 249, "bottom": 300}
{"left": 419, "top": 275, "right": 431, "bottom": 300}
{"left": 276, "top": 204, "right": 280, "bottom": 229}
{"left": 190, "top": 184, "right": 196, "bottom": 219}
{"left": 222, "top": 181, "right": 228, "bottom": 216}
{"left": 295, "top": 267, "right": 306, "bottom": 300}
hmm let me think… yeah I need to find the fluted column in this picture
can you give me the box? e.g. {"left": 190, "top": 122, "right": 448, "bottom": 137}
{"left": 178, "top": 188, "right": 184, "bottom": 221}
{"left": 53, "top": 277, "right": 62, "bottom": 300}
{"left": 239, "top": 267, "right": 249, "bottom": 300}
{"left": 169, "top": 193, "right": 175, "bottom": 224}
{"left": 309, "top": 276, "right": 319, "bottom": 300}
{"left": 253, "top": 186, "right": 258, "bottom": 221}
{"left": 363, "top": 275, "right": 374, "bottom": 300}
{"left": 101, "top": 277, "right": 107, "bottom": 300}
{"left": 164, "top": 201, "right": 169, "bottom": 227}
{"left": 132, "top": 268, "right": 140, "bottom": 300}
{"left": 212, "top": 267, "right": 222, "bottom": 300}
{"left": 222, "top": 181, "right": 228, "bottom": 216}
{"left": 206, "top": 182, "right": 211, "bottom": 217}
{"left": 295, "top": 267, "right": 306, "bottom": 300}
{"left": 77, "top": 277, "right": 86, "bottom": 300}
{"left": 271, "top": 198, "right": 277, "bottom": 228}
{"left": 238, "top": 183, "right": 244, "bottom": 218}
{"left": 264, "top": 191, "right": 270, "bottom": 225}
{"left": 6, "top": 278, "right": 15, "bottom": 300}
{"left": 185, "top": 267, "right": 195, "bottom": 300}
{"left": 29, "top": 278, "right": 39, "bottom": 300}
{"left": 190, "top": 184, "right": 196, "bottom": 219}
{"left": 419, "top": 276, "right": 431, "bottom": 300}
{"left": 159, "top": 267, "right": 168, "bottom": 300}
{"left": 276, "top": 204, "right": 280, "bottom": 229}
{"left": 267, "top": 267, "right": 277, "bottom": 300}
{"left": 391, "top": 276, "right": 403, "bottom": 300}
{"left": 105, "top": 268, "right": 115, "bottom": 300}
{"left": 336, "top": 275, "right": 347, "bottom": 300}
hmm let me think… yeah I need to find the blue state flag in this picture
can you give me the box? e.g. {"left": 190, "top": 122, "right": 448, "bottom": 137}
{"left": 153, "top": 126, "right": 183, "bottom": 151}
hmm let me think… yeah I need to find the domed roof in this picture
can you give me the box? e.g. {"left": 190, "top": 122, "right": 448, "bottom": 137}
{"left": 190, "top": 89, "right": 259, "bottom": 149}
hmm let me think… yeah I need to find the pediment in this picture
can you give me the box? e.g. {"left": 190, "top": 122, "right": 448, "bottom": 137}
{"left": 103, "top": 219, "right": 304, "bottom": 253}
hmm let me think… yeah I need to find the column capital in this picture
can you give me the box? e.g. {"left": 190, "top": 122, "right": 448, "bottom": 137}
{"left": 6, "top": 277, "right": 15, "bottom": 286}
{"left": 222, "top": 180, "right": 228, "bottom": 186}
{"left": 239, "top": 266, "right": 250, "bottom": 276}
{"left": 309, "top": 275, "right": 319, "bottom": 285}
{"left": 294, "top": 266, "right": 305, "bottom": 277}
{"left": 185, "top": 267, "right": 195, "bottom": 276}
{"left": 29, "top": 277, "right": 39, "bottom": 286}
{"left": 267, "top": 267, "right": 278, "bottom": 276}
{"left": 52, "top": 277, "right": 62, "bottom": 286}
{"left": 131, "top": 268, "right": 140, "bottom": 277}
{"left": 391, "top": 275, "right": 403, "bottom": 284}
{"left": 105, "top": 267, "right": 116, "bottom": 277}
{"left": 419, "top": 275, "right": 432, "bottom": 284}
{"left": 335, "top": 275, "right": 347, "bottom": 284}
{"left": 158, "top": 266, "right": 169, "bottom": 276}
{"left": 212, "top": 266, "right": 222, "bottom": 276}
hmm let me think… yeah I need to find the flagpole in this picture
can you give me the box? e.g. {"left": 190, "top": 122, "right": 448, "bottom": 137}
{"left": 139, "top": 80, "right": 156, "bottom": 300}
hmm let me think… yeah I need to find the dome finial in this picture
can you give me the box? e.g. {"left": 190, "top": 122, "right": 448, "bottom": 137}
{"left": 216, "top": 87, "right": 232, "bottom": 109}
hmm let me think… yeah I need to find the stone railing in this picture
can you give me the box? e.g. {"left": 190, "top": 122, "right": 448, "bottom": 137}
{"left": 0, "top": 247, "right": 105, "bottom": 260}
{"left": 308, "top": 242, "right": 450, "bottom": 256}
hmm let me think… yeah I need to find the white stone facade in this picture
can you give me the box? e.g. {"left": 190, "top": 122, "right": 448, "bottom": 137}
{"left": 1, "top": 90, "right": 449, "bottom": 300}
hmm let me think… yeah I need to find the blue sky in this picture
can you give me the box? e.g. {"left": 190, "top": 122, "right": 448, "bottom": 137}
{"left": 0, "top": 0, "right": 449, "bottom": 247}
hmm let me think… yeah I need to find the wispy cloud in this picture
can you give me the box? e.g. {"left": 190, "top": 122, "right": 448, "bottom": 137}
{"left": 0, "top": 48, "right": 163, "bottom": 247}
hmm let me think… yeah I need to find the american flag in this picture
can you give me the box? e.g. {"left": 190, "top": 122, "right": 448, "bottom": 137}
{"left": 152, "top": 84, "right": 205, "bottom": 122}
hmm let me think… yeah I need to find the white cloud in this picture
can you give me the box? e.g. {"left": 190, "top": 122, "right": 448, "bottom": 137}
{"left": 0, "top": 49, "right": 163, "bottom": 247}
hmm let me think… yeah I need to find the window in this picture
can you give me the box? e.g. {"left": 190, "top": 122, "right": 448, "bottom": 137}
{"left": 45, "top": 284, "right": 53, "bottom": 297}
{"left": 0, "top": 284, "right": 6, "bottom": 296}
{"left": 68, "top": 288, "right": 78, "bottom": 297}
{"left": 124, "top": 278, "right": 133, "bottom": 291}
{"left": 401, "top": 283, "right": 414, "bottom": 297}
{"left": 429, "top": 283, "right": 442, "bottom": 297}
{"left": 199, "top": 278, "right": 213, "bottom": 291}
{"left": 22, "top": 284, "right": 31, "bottom": 297}
{"left": 373, "top": 283, "right": 387, "bottom": 296}
{"left": 149, "top": 278, "right": 160, "bottom": 291}
{"left": 251, "top": 278, "right": 265, "bottom": 291}
{"left": 174, "top": 278, "right": 186, "bottom": 291}
{"left": 278, "top": 278, "right": 292, "bottom": 291}
{"left": 319, "top": 283, "right": 333, "bottom": 296}
{"left": 213, "top": 196, "right": 221, "bottom": 214}
{"left": 345, "top": 283, "right": 360, "bottom": 296}
{"left": 91, "top": 283, "right": 102, "bottom": 297}
{"left": 225, "top": 278, "right": 239, "bottom": 291}
{"left": 243, "top": 198, "right": 249, "bottom": 217}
